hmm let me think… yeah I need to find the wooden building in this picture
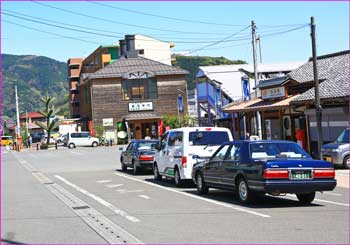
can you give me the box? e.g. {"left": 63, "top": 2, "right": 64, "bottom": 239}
{"left": 79, "top": 35, "right": 188, "bottom": 141}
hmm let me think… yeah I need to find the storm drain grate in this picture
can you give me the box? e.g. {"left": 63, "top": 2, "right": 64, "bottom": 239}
{"left": 72, "top": 205, "right": 90, "bottom": 210}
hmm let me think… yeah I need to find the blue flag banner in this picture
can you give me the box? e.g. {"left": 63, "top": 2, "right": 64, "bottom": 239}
{"left": 177, "top": 94, "right": 184, "bottom": 113}
{"left": 242, "top": 78, "right": 250, "bottom": 101}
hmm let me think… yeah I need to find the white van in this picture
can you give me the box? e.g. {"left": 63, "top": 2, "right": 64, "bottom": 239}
{"left": 153, "top": 127, "right": 233, "bottom": 186}
{"left": 66, "top": 131, "right": 99, "bottom": 148}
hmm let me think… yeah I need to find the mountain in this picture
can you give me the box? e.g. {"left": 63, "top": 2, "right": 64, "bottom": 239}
{"left": 2, "top": 54, "right": 69, "bottom": 119}
{"left": 173, "top": 55, "right": 247, "bottom": 89}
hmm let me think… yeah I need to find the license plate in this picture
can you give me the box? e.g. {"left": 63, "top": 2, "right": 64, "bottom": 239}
{"left": 290, "top": 170, "right": 312, "bottom": 180}
{"left": 326, "top": 157, "right": 332, "bottom": 162}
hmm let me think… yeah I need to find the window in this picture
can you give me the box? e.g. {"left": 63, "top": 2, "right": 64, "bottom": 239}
{"left": 160, "top": 132, "right": 169, "bottom": 150}
{"left": 212, "top": 145, "right": 230, "bottom": 161}
{"left": 168, "top": 132, "right": 183, "bottom": 147}
{"left": 227, "top": 144, "right": 241, "bottom": 161}
{"left": 189, "top": 131, "right": 230, "bottom": 146}
{"left": 122, "top": 79, "right": 157, "bottom": 101}
{"left": 249, "top": 142, "right": 311, "bottom": 159}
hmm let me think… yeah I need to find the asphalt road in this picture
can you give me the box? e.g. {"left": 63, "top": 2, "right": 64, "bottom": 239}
{"left": 1, "top": 145, "right": 349, "bottom": 244}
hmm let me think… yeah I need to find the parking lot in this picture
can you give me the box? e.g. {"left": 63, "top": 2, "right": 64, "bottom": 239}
{"left": 2, "top": 146, "right": 349, "bottom": 244}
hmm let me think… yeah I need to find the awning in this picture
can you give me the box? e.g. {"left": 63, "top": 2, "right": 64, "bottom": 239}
{"left": 124, "top": 112, "right": 161, "bottom": 121}
{"left": 222, "top": 95, "right": 297, "bottom": 113}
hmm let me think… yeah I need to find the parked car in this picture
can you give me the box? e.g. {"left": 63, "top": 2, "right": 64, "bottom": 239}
{"left": 120, "top": 139, "right": 159, "bottom": 174}
{"left": 322, "top": 129, "right": 349, "bottom": 168}
{"left": 192, "top": 140, "right": 336, "bottom": 204}
{"left": 1, "top": 136, "right": 13, "bottom": 146}
{"left": 31, "top": 132, "right": 45, "bottom": 143}
{"left": 66, "top": 132, "right": 99, "bottom": 148}
{"left": 54, "top": 134, "right": 67, "bottom": 144}
{"left": 153, "top": 127, "right": 233, "bottom": 187}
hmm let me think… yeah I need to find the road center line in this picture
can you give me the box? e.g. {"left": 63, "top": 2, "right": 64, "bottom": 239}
{"left": 139, "top": 195, "right": 151, "bottom": 200}
{"left": 113, "top": 172, "right": 270, "bottom": 218}
{"left": 55, "top": 175, "right": 140, "bottom": 223}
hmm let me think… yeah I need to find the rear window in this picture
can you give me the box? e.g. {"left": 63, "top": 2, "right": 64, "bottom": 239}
{"left": 249, "top": 142, "right": 311, "bottom": 159}
{"left": 189, "top": 131, "right": 230, "bottom": 146}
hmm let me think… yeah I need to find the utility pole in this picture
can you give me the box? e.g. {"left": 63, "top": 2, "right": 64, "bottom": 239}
{"left": 251, "top": 20, "right": 262, "bottom": 139}
{"left": 15, "top": 86, "right": 20, "bottom": 137}
{"left": 311, "top": 16, "right": 323, "bottom": 159}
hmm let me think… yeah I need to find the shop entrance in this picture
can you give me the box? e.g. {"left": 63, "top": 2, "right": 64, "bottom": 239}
{"left": 129, "top": 120, "right": 159, "bottom": 140}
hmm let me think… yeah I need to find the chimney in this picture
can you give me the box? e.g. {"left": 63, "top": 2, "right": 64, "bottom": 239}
{"left": 125, "top": 34, "right": 138, "bottom": 58}
{"left": 119, "top": 39, "right": 127, "bottom": 57}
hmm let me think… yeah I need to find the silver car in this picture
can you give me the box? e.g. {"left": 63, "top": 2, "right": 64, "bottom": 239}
{"left": 322, "top": 129, "right": 349, "bottom": 168}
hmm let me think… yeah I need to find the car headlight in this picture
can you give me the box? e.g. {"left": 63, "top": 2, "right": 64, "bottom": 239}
{"left": 331, "top": 148, "right": 340, "bottom": 152}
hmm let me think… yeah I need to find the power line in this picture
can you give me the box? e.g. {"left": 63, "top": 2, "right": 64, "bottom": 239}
{"left": 2, "top": 19, "right": 100, "bottom": 45}
{"left": 88, "top": 1, "right": 247, "bottom": 27}
{"left": 2, "top": 10, "right": 254, "bottom": 44}
{"left": 31, "top": 1, "right": 239, "bottom": 36}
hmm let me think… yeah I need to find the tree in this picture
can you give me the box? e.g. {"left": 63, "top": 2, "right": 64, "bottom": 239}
{"left": 162, "top": 115, "right": 191, "bottom": 129}
{"left": 35, "top": 91, "right": 59, "bottom": 144}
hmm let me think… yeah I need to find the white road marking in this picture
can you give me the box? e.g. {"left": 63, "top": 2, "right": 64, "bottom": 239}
{"left": 114, "top": 172, "right": 270, "bottom": 218}
{"left": 139, "top": 195, "right": 151, "bottom": 200}
{"left": 106, "top": 184, "right": 124, "bottom": 188}
{"left": 55, "top": 175, "right": 140, "bottom": 223}
{"left": 96, "top": 180, "right": 112, "bottom": 184}
{"left": 70, "top": 151, "right": 84, "bottom": 156}
{"left": 323, "top": 192, "right": 342, "bottom": 197}
{"left": 116, "top": 190, "right": 143, "bottom": 194}
{"left": 286, "top": 194, "right": 349, "bottom": 207}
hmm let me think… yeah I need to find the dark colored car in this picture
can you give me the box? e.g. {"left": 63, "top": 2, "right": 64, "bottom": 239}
{"left": 31, "top": 132, "right": 45, "bottom": 143}
{"left": 192, "top": 140, "right": 337, "bottom": 204}
{"left": 119, "top": 139, "right": 159, "bottom": 174}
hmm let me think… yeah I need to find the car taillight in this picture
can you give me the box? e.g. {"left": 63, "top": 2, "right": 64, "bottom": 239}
{"left": 313, "top": 169, "right": 335, "bottom": 178}
{"left": 205, "top": 128, "right": 212, "bottom": 131}
{"left": 139, "top": 155, "right": 153, "bottom": 161}
{"left": 182, "top": 156, "right": 187, "bottom": 167}
{"left": 264, "top": 169, "right": 289, "bottom": 179}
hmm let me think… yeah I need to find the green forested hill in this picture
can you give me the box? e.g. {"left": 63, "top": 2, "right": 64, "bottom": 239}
{"left": 173, "top": 55, "right": 247, "bottom": 89}
{"left": 2, "top": 54, "right": 69, "bottom": 118}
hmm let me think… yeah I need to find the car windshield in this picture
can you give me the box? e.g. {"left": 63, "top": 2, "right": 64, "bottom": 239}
{"left": 189, "top": 131, "right": 230, "bottom": 146}
{"left": 335, "top": 129, "right": 349, "bottom": 143}
{"left": 250, "top": 142, "right": 311, "bottom": 159}
{"left": 137, "top": 142, "right": 157, "bottom": 150}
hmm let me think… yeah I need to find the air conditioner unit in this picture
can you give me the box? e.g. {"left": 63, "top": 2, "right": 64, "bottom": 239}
{"left": 283, "top": 116, "right": 291, "bottom": 137}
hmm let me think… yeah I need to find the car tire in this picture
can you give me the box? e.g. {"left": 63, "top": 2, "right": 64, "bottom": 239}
{"left": 196, "top": 172, "right": 209, "bottom": 195}
{"left": 132, "top": 161, "right": 138, "bottom": 175}
{"left": 92, "top": 141, "right": 98, "bottom": 147}
{"left": 174, "top": 168, "right": 183, "bottom": 187}
{"left": 68, "top": 143, "right": 75, "bottom": 149}
{"left": 153, "top": 163, "right": 162, "bottom": 181}
{"left": 237, "top": 177, "right": 255, "bottom": 204}
{"left": 120, "top": 158, "right": 127, "bottom": 171}
{"left": 296, "top": 192, "right": 315, "bottom": 204}
{"left": 57, "top": 140, "right": 61, "bottom": 144}
{"left": 343, "top": 155, "right": 349, "bottom": 169}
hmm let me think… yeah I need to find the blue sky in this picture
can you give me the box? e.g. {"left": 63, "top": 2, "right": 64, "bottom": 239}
{"left": 2, "top": 1, "right": 349, "bottom": 63}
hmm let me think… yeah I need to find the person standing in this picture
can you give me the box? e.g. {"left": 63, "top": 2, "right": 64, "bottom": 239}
{"left": 28, "top": 135, "right": 32, "bottom": 148}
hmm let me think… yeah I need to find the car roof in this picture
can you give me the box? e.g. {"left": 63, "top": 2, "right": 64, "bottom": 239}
{"left": 165, "top": 127, "right": 231, "bottom": 133}
{"left": 131, "top": 139, "right": 159, "bottom": 143}
{"left": 228, "top": 140, "right": 297, "bottom": 144}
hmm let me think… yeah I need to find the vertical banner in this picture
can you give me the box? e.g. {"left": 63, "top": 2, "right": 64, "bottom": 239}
{"left": 177, "top": 94, "right": 184, "bottom": 113}
{"left": 242, "top": 77, "right": 250, "bottom": 101}
{"left": 158, "top": 119, "right": 164, "bottom": 136}
{"left": 88, "top": 120, "right": 95, "bottom": 136}
{"left": 215, "top": 86, "right": 222, "bottom": 117}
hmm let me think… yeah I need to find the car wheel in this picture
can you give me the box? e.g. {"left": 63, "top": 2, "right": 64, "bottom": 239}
{"left": 343, "top": 155, "right": 349, "bottom": 169}
{"left": 237, "top": 177, "right": 255, "bottom": 204}
{"left": 196, "top": 172, "right": 209, "bottom": 195}
{"left": 68, "top": 143, "right": 75, "bottom": 149}
{"left": 153, "top": 163, "right": 162, "bottom": 181}
{"left": 120, "top": 158, "right": 127, "bottom": 171}
{"left": 132, "top": 161, "right": 138, "bottom": 175}
{"left": 296, "top": 192, "right": 315, "bottom": 204}
{"left": 92, "top": 141, "right": 98, "bottom": 147}
{"left": 57, "top": 140, "right": 61, "bottom": 144}
{"left": 174, "top": 168, "right": 183, "bottom": 187}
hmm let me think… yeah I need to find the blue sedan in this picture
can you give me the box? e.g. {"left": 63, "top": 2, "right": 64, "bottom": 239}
{"left": 192, "top": 140, "right": 337, "bottom": 204}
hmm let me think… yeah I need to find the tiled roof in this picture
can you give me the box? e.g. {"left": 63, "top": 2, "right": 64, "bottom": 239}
{"left": 85, "top": 56, "right": 188, "bottom": 79}
{"left": 124, "top": 112, "right": 161, "bottom": 120}
{"left": 19, "top": 111, "right": 45, "bottom": 119}
{"left": 223, "top": 96, "right": 297, "bottom": 113}
{"left": 290, "top": 50, "right": 349, "bottom": 103}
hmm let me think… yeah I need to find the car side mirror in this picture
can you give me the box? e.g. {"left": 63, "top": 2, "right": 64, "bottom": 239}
{"left": 155, "top": 143, "right": 161, "bottom": 151}
{"left": 119, "top": 147, "right": 123, "bottom": 151}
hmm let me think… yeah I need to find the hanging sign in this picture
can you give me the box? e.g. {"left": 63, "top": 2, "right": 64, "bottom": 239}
{"left": 261, "top": 86, "right": 286, "bottom": 100}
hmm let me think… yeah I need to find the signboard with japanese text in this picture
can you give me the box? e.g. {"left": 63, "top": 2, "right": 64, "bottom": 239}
{"left": 128, "top": 102, "right": 153, "bottom": 112}
{"left": 103, "top": 118, "right": 114, "bottom": 127}
{"left": 261, "top": 86, "right": 286, "bottom": 100}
